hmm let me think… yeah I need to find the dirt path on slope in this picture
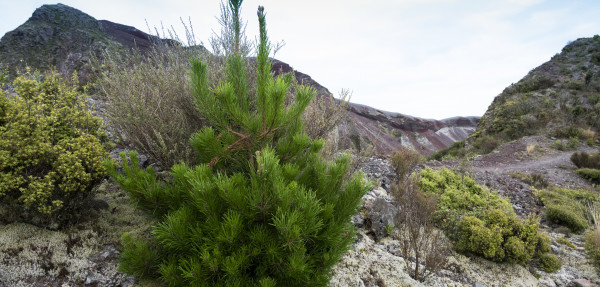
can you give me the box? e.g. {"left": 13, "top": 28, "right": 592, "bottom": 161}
{"left": 426, "top": 135, "right": 598, "bottom": 216}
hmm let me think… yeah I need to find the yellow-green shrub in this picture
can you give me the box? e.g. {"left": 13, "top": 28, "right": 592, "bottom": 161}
{"left": 455, "top": 216, "right": 505, "bottom": 261}
{"left": 418, "top": 168, "right": 513, "bottom": 215}
{"left": 537, "top": 253, "right": 562, "bottom": 273}
{"left": 419, "top": 168, "right": 558, "bottom": 270}
{"left": 0, "top": 69, "right": 108, "bottom": 228}
{"left": 455, "top": 211, "right": 551, "bottom": 266}
{"left": 536, "top": 187, "right": 597, "bottom": 233}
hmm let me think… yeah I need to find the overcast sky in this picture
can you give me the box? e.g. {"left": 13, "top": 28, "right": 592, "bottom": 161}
{"left": 1, "top": 1, "right": 600, "bottom": 119}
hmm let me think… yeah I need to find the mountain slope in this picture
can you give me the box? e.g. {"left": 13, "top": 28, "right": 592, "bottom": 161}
{"left": 476, "top": 36, "right": 600, "bottom": 142}
{"left": 0, "top": 3, "right": 477, "bottom": 156}
{"left": 0, "top": 4, "right": 176, "bottom": 81}
{"left": 0, "top": 4, "right": 121, "bottom": 80}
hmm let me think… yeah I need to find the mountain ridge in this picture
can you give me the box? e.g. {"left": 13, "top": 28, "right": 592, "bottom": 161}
{"left": 0, "top": 3, "right": 478, "bottom": 156}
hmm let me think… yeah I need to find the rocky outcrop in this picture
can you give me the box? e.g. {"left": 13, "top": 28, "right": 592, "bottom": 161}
{"left": 99, "top": 20, "right": 179, "bottom": 53}
{"left": 0, "top": 4, "right": 179, "bottom": 81}
{"left": 476, "top": 36, "right": 600, "bottom": 141}
{"left": 0, "top": 4, "right": 122, "bottom": 80}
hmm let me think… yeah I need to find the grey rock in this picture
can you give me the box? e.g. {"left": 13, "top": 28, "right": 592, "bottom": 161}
{"left": 89, "top": 245, "right": 120, "bottom": 264}
{"left": 367, "top": 198, "right": 398, "bottom": 241}
{"left": 570, "top": 279, "right": 598, "bottom": 287}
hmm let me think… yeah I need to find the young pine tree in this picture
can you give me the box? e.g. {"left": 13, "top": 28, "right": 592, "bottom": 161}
{"left": 106, "top": 1, "right": 370, "bottom": 286}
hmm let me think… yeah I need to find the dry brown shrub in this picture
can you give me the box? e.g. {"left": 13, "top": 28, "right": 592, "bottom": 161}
{"left": 390, "top": 148, "right": 421, "bottom": 184}
{"left": 393, "top": 179, "right": 448, "bottom": 281}
{"left": 302, "top": 89, "right": 350, "bottom": 140}
{"left": 390, "top": 148, "right": 448, "bottom": 281}
{"left": 584, "top": 127, "right": 597, "bottom": 140}
{"left": 95, "top": 44, "right": 212, "bottom": 167}
{"left": 526, "top": 143, "right": 536, "bottom": 153}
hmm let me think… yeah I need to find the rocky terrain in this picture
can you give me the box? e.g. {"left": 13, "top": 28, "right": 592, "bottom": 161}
{"left": 332, "top": 135, "right": 600, "bottom": 287}
{"left": 475, "top": 36, "right": 600, "bottom": 144}
{"left": 2, "top": 135, "right": 599, "bottom": 287}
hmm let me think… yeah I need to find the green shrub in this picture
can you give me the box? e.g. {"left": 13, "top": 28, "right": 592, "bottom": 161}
{"left": 106, "top": 2, "right": 370, "bottom": 286}
{"left": 504, "top": 236, "right": 529, "bottom": 264}
{"left": 536, "top": 187, "right": 598, "bottom": 233}
{"left": 556, "top": 237, "right": 576, "bottom": 249}
{"left": 429, "top": 140, "right": 466, "bottom": 160}
{"left": 537, "top": 253, "right": 562, "bottom": 273}
{"left": 418, "top": 169, "right": 557, "bottom": 270}
{"left": 585, "top": 228, "right": 600, "bottom": 267}
{"left": 454, "top": 212, "right": 549, "bottom": 265}
{"left": 545, "top": 205, "right": 588, "bottom": 233}
{"left": 575, "top": 168, "right": 600, "bottom": 184}
{"left": 568, "top": 137, "right": 581, "bottom": 149}
{"left": 554, "top": 125, "right": 584, "bottom": 139}
{"left": 455, "top": 216, "right": 505, "bottom": 261}
{"left": 571, "top": 151, "right": 600, "bottom": 169}
{"left": 418, "top": 168, "right": 513, "bottom": 215}
{"left": 553, "top": 140, "right": 567, "bottom": 151}
{"left": 472, "top": 135, "right": 499, "bottom": 154}
{"left": 0, "top": 70, "right": 109, "bottom": 228}
{"left": 509, "top": 172, "right": 549, "bottom": 189}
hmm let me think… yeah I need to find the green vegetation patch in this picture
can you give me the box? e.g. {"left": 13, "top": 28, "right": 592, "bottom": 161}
{"left": 429, "top": 141, "right": 466, "bottom": 161}
{"left": 0, "top": 69, "right": 109, "bottom": 228}
{"left": 536, "top": 187, "right": 598, "bottom": 233}
{"left": 575, "top": 168, "right": 600, "bottom": 184}
{"left": 418, "top": 168, "right": 513, "bottom": 216}
{"left": 418, "top": 168, "right": 557, "bottom": 270}
{"left": 586, "top": 228, "right": 600, "bottom": 267}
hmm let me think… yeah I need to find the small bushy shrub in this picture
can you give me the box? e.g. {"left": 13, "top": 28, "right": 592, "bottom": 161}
{"left": 554, "top": 125, "right": 584, "bottom": 139}
{"left": 509, "top": 172, "right": 549, "bottom": 189}
{"left": 472, "top": 135, "right": 499, "bottom": 154}
{"left": 455, "top": 216, "right": 505, "bottom": 261}
{"left": 545, "top": 205, "right": 588, "bottom": 233}
{"left": 585, "top": 203, "right": 600, "bottom": 268}
{"left": 575, "top": 168, "right": 600, "bottom": 184}
{"left": 455, "top": 211, "right": 549, "bottom": 265}
{"left": 0, "top": 69, "right": 108, "bottom": 228}
{"left": 418, "top": 168, "right": 557, "bottom": 270}
{"left": 537, "top": 253, "right": 562, "bottom": 273}
{"left": 418, "top": 168, "right": 513, "bottom": 216}
{"left": 585, "top": 228, "right": 600, "bottom": 267}
{"left": 556, "top": 237, "right": 576, "bottom": 249}
{"left": 553, "top": 140, "right": 567, "bottom": 151}
{"left": 571, "top": 151, "right": 600, "bottom": 169}
{"left": 536, "top": 187, "right": 598, "bottom": 233}
{"left": 568, "top": 137, "right": 581, "bottom": 149}
{"left": 429, "top": 140, "right": 466, "bottom": 161}
{"left": 390, "top": 148, "right": 421, "bottom": 182}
